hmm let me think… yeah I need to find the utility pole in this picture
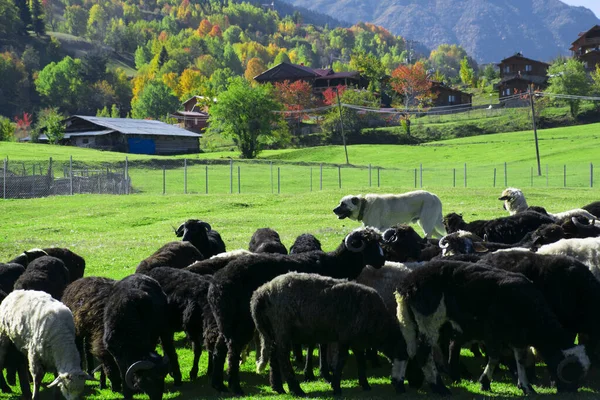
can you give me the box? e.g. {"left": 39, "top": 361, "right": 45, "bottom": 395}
{"left": 336, "top": 88, "right": 350, "bottom": 165}
{"left": 529, "top": 84, "right": 541, "bottom": 176}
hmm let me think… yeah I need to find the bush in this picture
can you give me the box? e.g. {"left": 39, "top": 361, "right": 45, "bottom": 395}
{"left": 0, "top": 117, "right": 15, "bottom": 141}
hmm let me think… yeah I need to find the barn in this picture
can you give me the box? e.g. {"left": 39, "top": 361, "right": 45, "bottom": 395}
{"left": 29, "top": 115, "right": 202, "bottom": 155}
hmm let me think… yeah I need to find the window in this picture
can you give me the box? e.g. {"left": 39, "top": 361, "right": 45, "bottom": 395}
{"left": 504, "top": 65, "right": 511, "bottom": 73}
{"left": 502, "top": 88, "right": 511, "bottom": 96}
{"left": 448, "top": 95, "right": 457, "bottom": 103}
{"left": 82, "top": 138, "right": 89, "bottom": 144}
{"left": 525, "top": 64, "right": 532, "bottom": 72}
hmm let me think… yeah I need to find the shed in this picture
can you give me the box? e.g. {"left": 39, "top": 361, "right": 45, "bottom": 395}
{"left": 26, "top": 116, "right": 202, "bottom": 155}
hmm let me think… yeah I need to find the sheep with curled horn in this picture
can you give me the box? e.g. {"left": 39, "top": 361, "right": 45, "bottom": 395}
{"left": 207, "top": 227, "right": 386, "bottom": 395}
{"left": 381, "top": 224, "right": 441, "bottom": 262}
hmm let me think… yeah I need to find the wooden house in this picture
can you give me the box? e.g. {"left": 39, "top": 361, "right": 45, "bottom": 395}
{"left": 27, "top": 115, "right": 202, "bottom": 155}
{"left": 570, "top": 25, "right": 600, "bottom": 72}
{"left": 254, "top": 62, "right": 369, "bottom": 94}
{"left": 496, "top": 53, "right": 549, "bottom": 100}
{"left": 171, "top": 95, "right": 213, "bottom": 132}
{"left": 430, "top": 81, "right": 472, "bottom": 109}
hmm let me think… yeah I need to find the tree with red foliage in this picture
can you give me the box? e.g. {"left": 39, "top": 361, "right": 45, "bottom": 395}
{"left": 322, "top": 84, "right": 346, "bottom": 106}
{"left": 390, "top": 61, "right": 434, "bottom": 136}
{"left": 273, "top": 80, "right": 314, "bottom": 129}
{"left": 14, "top": 112, "right": 32, "bottom": 140}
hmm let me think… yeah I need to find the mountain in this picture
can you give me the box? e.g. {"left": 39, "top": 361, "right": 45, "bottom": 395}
{"left": 279, "top": 0, "right": 600, "bottom": 63}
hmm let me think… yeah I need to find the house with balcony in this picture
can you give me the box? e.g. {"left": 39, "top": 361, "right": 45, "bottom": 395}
{"left": 495, "top": 53, "right": 549, "bottom": 101}
{"left": 430, "top": 81, "right": 472, "bottom": 109}
{"left": 171, "top": 95, "right": 215, "bottom": 133}
{"left": 570, "top": 24, "right": 600, "bottom": 72}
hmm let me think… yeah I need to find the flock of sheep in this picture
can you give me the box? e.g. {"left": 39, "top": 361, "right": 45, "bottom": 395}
{"left": 2, "top": 187, "right": 600, "bottom": 399}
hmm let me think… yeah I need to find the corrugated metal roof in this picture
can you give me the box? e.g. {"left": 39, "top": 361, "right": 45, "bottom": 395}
{"left": 70, "top": 116, "right": 202, "bottom": 137}
{"left": 32, "top": 130, "right": 114, "bottom": 142}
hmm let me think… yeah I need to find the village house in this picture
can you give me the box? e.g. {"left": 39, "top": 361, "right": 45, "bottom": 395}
{"left": 25, "top": 115, "right": 202, "bottom": 155}
{"left": 253, "top": 61, "right": 369, "bottom": 94}
{"left": 171, "top": 95, "right": 213, "bottom": 133}
{"left": 496, "top": 53, "right": 549, "bottom": 100}
{"left": 570, "top": 24, "right": 600, "bottom": 72}
{"left": 430, "top": 81, "right": 472, "bottom": 109}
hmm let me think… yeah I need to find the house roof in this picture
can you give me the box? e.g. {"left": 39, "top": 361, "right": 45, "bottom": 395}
{"left": 430, "top": 81, "right": 472, "bottom": 96}
{"left": 571, "top": 24, "right": 600, "bottom": 49}
{"left": 254, "top": 62, "right": 323, "bottom": 82}
{"left": 498, "top": 53, "right": 550, "bottom": 66}
{"left": 498, "top": 75, "right": 548, "bottom": 85}
{"left": 315, "top": 71, "right": 361, "bottom": 80}
{"left": 172, "top": 111, "right": 209, "bottom": 117}
{"left": 66, "top": 116, "right": 201, "bottom": 137}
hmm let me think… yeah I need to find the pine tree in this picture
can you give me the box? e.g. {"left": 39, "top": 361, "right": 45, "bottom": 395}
{"left": 29, "top": 0, "right": 44, "bottom": 36}
{"left": 14, "top": 0, "right": 31, "bottom": 33}
{"left": 158, "top": 45, "right": 169, "bottom": 68}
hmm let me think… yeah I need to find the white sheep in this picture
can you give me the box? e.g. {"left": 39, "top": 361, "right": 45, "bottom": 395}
{"left": 537, "top": 237, "right": 600, "bottom": 281}
{"left": 0, "top": 290, "right": 92, "bottom": 400}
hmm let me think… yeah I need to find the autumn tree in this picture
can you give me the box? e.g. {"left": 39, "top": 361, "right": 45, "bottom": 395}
{"left": 273, "top": 80, "right": 314, "bottom": 130}
{"left": 14, "top": 112, "right": 32, "bottom": 140}
{"left": 244, "top": 57, "right": 266, "bottom": 82}
{"left": 207, "top": 77, "right": 283, "bottom": 159}
{"left": 390, "top": 61, "right": 434, "bottom": 136}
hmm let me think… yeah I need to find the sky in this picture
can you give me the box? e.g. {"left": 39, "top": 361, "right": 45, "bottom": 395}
{"left": 561, "top": 0, "right": 600, "bottom": 18}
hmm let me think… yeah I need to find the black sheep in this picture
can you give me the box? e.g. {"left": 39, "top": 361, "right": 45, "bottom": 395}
{"left": 397, "top": 261, "right": 590, "bottom": 395}
{"left": 289, "top": 233, "right": 322, "bottom": 254}
{"left": 184, "top": 250, "right": 251, "bottom": 275}
{"left": 13, "top": 256, "right": 69, "bottom": 300}
{"left": 61, "top": 277, "right": 118, "bottom": 390}
{"left": 443, "top": 211, "right": 555, "bottom": 244}
{"left": 582, "top": 201, "right": 600, "bottom": 219}
{"left": 136, "top": 242, "right": 204, "bottom": 274}
{"left": 103, "top": 274, "right": 180, "bottom": 400}
{"left": 0, "top": 263, "right": 26, "bottom": 294}
{"left": 10, "top": 248, "right": 85, "bottom": 283}
{"left": 248, "top": 228, "right": 287, "bottom": 254}
{"left": 381, "top": 225, "right": 441, "bottom": 262}
{"left": 208, "top": 227, "right": 386, "bottom": 394}
{"left": 175, "top": 219, "right": 226, "bottom": 258}
{"left": 144, "top": 267, "right": 214, "bottom": 381}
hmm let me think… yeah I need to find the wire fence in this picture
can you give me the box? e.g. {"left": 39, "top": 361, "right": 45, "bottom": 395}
{"left": 3, "top": 157, "right": 600, "bottom": 199}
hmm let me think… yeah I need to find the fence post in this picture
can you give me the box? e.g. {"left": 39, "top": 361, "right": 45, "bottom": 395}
{"left": 591, "top": 163, "right": 594, "bottom": 188}
{"left": 493, "top": 168, "right": 496, "bottom": 187}
{"left": 277, "top": 167, "right": 281, "bottom": 194}
{"left": 338, "top": 166, "right": 341, "bottom": 189}
{"left": 230, "top": 160, "right": 233, "bottom": 194}
{"left": 310, "top": 167, "right": 313, "bottom": 192}
{"left": 205, "top": 165, "right": 208, "bottom": 194}
{"left": 69, "top": 156, "right": 73, "bottom": 195}
{"left": 414, "top": 169, "right": 417, "bottom": 188}
{"left": 564, "top": 165, "right": 567, "bottom": 187}
{"left": 32, "top": 163, "right": 35, "bottom": 197}
{"left": 420, "top": 163, "right": 423, "bottom": 188}
{"left": 377, "top": 168, "right": 380, "bottom": 187}
{"left": 125, "top": 156, "right": 129, "bottom": 195}
{"left": 369, "top": 164, "right": 372, "bottom": 187}
{"left": 320, "top": 164, "right": 323, "bottom": 190}
{"left": 3, "top": 158, "right": 6, "bottom": 199}
{"left": 504, "top": 162, "right": 507, "bottom": 187}
{"left": 453, "top": 168, "right": 456, "bottom": 187}
{"left": 531, "top": 167, "right": 533, "bottom": 187}
{"left": 270, "top": 162, "right": 273, "bottom": 194}
{"left": 546, "top": 164, "right": 549, "bottom": 187}
{"left": 184, "top": 159, "right": 187, "bottom": 194}
{"left": 238, "top": 166, "right": 241, "bottom": 193}
{"left": 163, "top": 166, "right": 166, "bottom": 195}
{"left": 464, "top": 163, "right": 467, "bottom": 188}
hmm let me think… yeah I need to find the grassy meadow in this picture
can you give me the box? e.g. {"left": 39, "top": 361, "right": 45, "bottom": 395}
{"left": 2, "top": 124, "right": 600, "bottom": 398}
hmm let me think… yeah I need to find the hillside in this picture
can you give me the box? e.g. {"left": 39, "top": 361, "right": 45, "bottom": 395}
{"left": 280, "top": 0, "right": 600, "bottom": 63}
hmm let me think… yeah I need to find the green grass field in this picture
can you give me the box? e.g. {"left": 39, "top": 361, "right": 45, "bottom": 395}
{"left": 2, "top": 125, "right": 600, "bottom": 399}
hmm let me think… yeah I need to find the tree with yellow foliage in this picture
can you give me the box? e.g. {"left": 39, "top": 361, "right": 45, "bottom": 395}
{"left": 244, "top": 57, "right": 266, "bottom": 82}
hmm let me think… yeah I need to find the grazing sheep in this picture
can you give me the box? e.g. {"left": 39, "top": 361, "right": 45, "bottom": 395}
{"left": 144, "top": 267, "right": 214, "bottom": 381}
{"left": 61, "top": 277, "right": 118, "bottom": 390}
{"left": 248, "top": 228, "right": 287, "bottom": 255}
{"left": 0, "top": 263, "right": 26, "bottom": 294}
{"left": 251, "top": 272, "right": 407, "bottom": 396}
{"left": 14, "top": 256, "right": 70, "bottom": 300}
{"left": 534, "top": 237, "right": 600, "bottom": 282}
{"left": 381, "top": 225, "right": 441, "bottom": 262}
{"left": 0, "top": 290, "right": 93, "bottom": 400}
{"left": 443, "top": 211, "right": 555, "bottom": 244}
{"left": 289, "top": 234, "right": 322, "bottom": 254}
{"left": 175, "top": 219, "right": 226, "bottom": 258}
{"left": 136, "top": 242, "right": 204, "bottom": 274}
{"left": 9, "top": 248, "right": 85, "bottom": 283}
{"left": 499, "top": 188, "right": 596, "bottom": 222}
{"left": 396, "top": 261, "right": 590, "bottom": 395}
{"left": 582, "top": 201, "right": 600, "bottom": 219}
{"left": 103, "top": 274, "right": 179, "bottom": 400}
{"left": 208, "top": 227, "right": 386, "bottom": 394}
{"left": 184, "top": 249, "right": 251, "bottom": 275}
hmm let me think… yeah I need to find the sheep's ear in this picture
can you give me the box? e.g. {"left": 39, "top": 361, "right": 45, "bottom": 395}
{"left": 351, "top": 197, "right": 360, "bottom": 205}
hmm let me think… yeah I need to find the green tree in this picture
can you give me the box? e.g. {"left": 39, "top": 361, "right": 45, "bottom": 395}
{"left": 0, "top": 116, "right": 15, "bottom": 141}
{"left": 21, "top": 45, "right": 40, "bottom": 73}
{"left": 96, "top": 106, "right": 110, "bottom": 117}
{"left": 64, "top": 5, "right": 88, "bottom": 36}
{"left": 482, "top": 63, "right": 498, "bottom": 81}
{"left": 206, "top": 77, "right": 283, "bottom": 159}
{"left": 36, "top": 107, "right": 65, "bottom": 144}
{"left": 591, "top": 65, "right": 600, "bottom": 96}
{"left": 13, "top": 0, "right": 30, "bottom": 34}
{"left": 131, "top": 80, "right": 179, "bottom": 120}
{"left": 29, "top": 0, "right": 44, "bottom": 36}
{"left": 158, "top": 45, "right": 169, "bottom": 68}
{"left": 459, "top": 56, "right": 475, "bottom": 87}
{"left": 321, "top": 87, "right": 379, "bottom": 139}
{"left": 0, "top": 51, "right": 30, "bottom": 118}
{"left": 222, "top": 25, "right": 242, "bottom": 44}
{"left": 350, "top": 50, "right": 386, "bottom": 92}
{"left": 35, "top": 56, "right": 84, "bottom": 112}
{"left": 222, "top": 44, "right": 243, "bottom": 75}
{"left": 0, "top": 0, "right": 23, "bottom": 35}
{"left": 134, "top": 45, "right": 151, "bottom": 69}
{"left": 87, "top": 4, "right": 108, "bottom": 40}
{"left": 208, "top": 68, "right": 234, "bottom": 95}
{"left": 272, "top": 50, "right": 290, "bottom": 66}
{"left": 546, "top": 58, "right": 589, "bottom": 119}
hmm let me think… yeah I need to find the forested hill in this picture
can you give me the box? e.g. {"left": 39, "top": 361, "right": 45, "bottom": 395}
{"left": 279, "top": 0, "right": 600, "bottom": 63}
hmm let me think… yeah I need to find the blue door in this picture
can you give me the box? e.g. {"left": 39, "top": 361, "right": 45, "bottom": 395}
{"left": 128, "top": 138, "right": 156, "bottom": 154}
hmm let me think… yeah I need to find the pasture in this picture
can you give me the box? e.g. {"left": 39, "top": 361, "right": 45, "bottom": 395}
{"left": 2, "top": 124, "right": 600, "bottom": 399}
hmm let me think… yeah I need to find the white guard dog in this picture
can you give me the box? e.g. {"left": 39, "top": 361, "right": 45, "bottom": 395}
{"left": 333, "top": 190, "right": 447, "bottom": 238}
